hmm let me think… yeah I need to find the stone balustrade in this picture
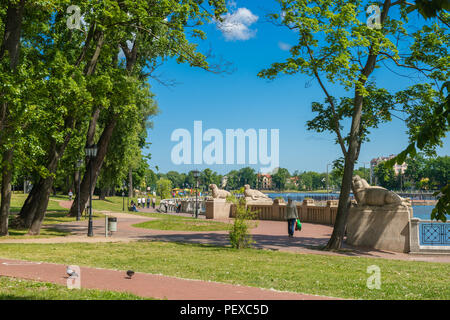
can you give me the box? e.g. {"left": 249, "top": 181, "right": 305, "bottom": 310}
{"left": 227, "top": 199, "right": 338, "bottom": 225}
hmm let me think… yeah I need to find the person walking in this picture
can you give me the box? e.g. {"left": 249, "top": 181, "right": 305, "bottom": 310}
{"left": 68, "top": 190, "right": 73, "bottom": 201}
{"left": 286, "top": 198, "right": 298, "bottom": 238}
{"left": 146, "top": 197, "right": 150, "bottom": 208}
{"left": 152, "top": 197, "right": 156, "bottom": 209}
{"left": 137, "top": 197, "right": 141, "bottom": 208}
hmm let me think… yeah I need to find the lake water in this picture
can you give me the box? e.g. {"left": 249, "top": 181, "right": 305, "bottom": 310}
{"left": 264, "top": 192, "right": 447, "bottom": 220}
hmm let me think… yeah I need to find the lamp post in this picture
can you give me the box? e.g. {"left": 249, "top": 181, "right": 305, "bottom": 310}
{"left": 192, "top": 170, "right": 200, "bottom": 218}
{"left": 326, "top": 163, "right": 332, "bottom": 199}
{"left": 362, "top": 162, "right": 372, "bottom": 185}
{"left": 85, "top": 145, "right": 97, "bottom": 237}
{"left": 76, "top": 159, "right": 83, "bottom": 221}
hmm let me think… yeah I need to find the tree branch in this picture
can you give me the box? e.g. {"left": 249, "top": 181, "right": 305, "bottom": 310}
{"left": 303, "top": 39, "right": 347, "bottom": 157}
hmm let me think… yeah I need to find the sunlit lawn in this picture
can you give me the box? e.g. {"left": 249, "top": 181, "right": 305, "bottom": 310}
{"left": 0, "top": 241, "right": 448, "bottom": 300}
{"left": 0, "top": 276, "right": 152, "bottom": 300}
{"left": 4, "top": 193, "right": 105, "bottom": 240}
{"left": 132, "top": 214, "right": 231, "bottom": 232}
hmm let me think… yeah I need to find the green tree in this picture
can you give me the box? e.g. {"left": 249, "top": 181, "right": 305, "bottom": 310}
{"left": 272, "top": 168, "right": 291, "bottom": 190}
{"left": 238, "top": 167, "right": 257, "bottom": 188}
{"left": 259, "top": 0, "right": 449, "bottom": 249}
{"left": 156, "top": 178, "right": 172, "bottom": 200}
{"left": 374, "top": 162, "right": 398, "bottom": 190}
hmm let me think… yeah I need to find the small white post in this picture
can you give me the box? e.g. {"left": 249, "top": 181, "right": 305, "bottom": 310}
{"left": 105, "top": 215, "right": 108, "bottom": 237}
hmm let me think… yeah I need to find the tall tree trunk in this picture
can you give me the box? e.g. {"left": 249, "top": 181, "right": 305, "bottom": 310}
{"left": 13, "top": 25, "right": 105, "bottom": 231}
{"left": 129, "top": 167, "right": 133, "bottom": 198}
{"left": 11, "top": 125, "right": 73, "bottom": 232}
{"left": 68, "top": 118, "right": 118, "bottom": 216}
{"left": 100, "top": 188, "right": 107, "bottom": 200}
{"left": 0, "top": 149, "right": 13, "bottom": 236}
{"left": 0, "top": 0, "right": 26, "bottom": 236}
{"left": 325, "top": 146, "right": 358, "bottom": 249}
{"left": 325, "top": 0, "right": 391, "bottom": 250}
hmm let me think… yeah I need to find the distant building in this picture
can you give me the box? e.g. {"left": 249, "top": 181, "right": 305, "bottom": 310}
{"left": 286, "top": 176, "right": 299, "bottom": 187}
{"left": 257, "top": 173, "right": 272, "bottom": 190}
{"left": 370, "top": 154, "right": 407, "bottom": 175}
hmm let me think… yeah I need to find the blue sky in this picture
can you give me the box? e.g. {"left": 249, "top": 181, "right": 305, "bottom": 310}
{"left": 143, "top": 0, "right": 449, "bottom": 175}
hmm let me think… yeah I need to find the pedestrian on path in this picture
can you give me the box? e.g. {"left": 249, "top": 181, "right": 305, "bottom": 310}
{"left": 147, "top": 197, "right": 150, "bottom": 208}
{"left": 286, "top": 198, "right": 298, "bottom": 238}
{"left": 137, "top": 197, "right": 141, "bottom": 208}
{"left": 152, "top": 197, "right": 156, "bottom": 209}
{"left": 68, "top": 190, "right": 73, "bottom": 201}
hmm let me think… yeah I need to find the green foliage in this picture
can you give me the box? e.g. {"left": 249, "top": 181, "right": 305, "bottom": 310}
{"left": 409, "top": 0, "right": 450, "bottom": 19}
{"left": 271, "top": 168, "right": 290, "bottom": 190}
{"left": 156, "top": 178, "right": 172, "bottom": 199}
{"left": 374, "top": 162, "right": 399, "bottom": 190}
{"left": 1, "top": 241, "right": 449, "bottom": 300}
{"left": 227, "top": 195, "right": 258, "bottom": 249}
{"left": 432, "top": 184, "right": 449, "bottom": 222}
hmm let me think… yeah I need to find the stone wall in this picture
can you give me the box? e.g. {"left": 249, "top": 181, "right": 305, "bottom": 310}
{"left": 346, "top": 204, "right": 412, "bottom": 253}
{"left": 225, "top": 199, "right": 337, "bottom": 225}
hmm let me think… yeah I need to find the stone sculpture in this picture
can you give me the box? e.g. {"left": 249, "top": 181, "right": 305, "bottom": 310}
{"left": 351, "top": 175, "right": 406, "bottom": 206}
{"left": 209, "top": 184, "right": 231, "bottom": 199}
{"left": 244, "top": 184, "right": 272, "bottom": 202}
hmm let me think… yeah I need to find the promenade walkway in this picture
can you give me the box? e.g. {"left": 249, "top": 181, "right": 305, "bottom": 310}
{"left": 0, "top": 258, "right": 338, "bottom": 300}
{"left": 1, "top": 201, "right": 449, "bottom": 300}
{"left": 1, "top": 204, "right": 449, "bottom": 263}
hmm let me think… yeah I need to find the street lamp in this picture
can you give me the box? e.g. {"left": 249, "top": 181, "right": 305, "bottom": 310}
{"left": 85, "top": 145, "right": 97, "bottom": 237}
{"left": 362, "top": 162, "right": 372, "bottom": 185}
{"left": 192, "top": 170, "right": 200, "bottom": 218}
{"left": 76, "top": 159, "right": 83, "bottom": 221}
{"left": 122, "top": 191, "right": 125, "bottom": 211}
{"left": 326, "top": 163, "right": 332, "bottom": 199}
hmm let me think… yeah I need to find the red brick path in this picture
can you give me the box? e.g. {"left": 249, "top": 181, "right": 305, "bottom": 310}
{"left": 0, "top": 258, "right": 339, "bottom": 300}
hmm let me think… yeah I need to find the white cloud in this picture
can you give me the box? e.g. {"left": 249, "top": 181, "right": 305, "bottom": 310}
{"left": 278, "top": 41, "right": 291, "bottom": 51}
{"left": 216, "top": 7, "right": 259, "bottom": 41}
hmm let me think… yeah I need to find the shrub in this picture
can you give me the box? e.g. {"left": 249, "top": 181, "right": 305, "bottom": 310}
{"left": 227, "top": 195, "right": 258, "bottom": 249}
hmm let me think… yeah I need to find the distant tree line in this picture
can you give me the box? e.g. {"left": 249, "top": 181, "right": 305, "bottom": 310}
{"left": 153, "top": 155, "right": 449, "bottom": 195}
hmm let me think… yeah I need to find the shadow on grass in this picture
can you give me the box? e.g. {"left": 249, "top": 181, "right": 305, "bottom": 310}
{"left": 132, "top": 231, "right": 400, "bottom": 259}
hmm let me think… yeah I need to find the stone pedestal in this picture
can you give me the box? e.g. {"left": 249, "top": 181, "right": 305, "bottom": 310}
{"left": 205, "top": 199, "right": 231, "bottom": 219}
{"left": 346, "top": 204, "right": 412, "bottom": 253}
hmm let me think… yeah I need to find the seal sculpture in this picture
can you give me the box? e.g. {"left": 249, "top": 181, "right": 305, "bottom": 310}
{"left": 244, "top": 184, "right": 272, "bottom": 201}
{"left": 352, "top": 175, "right": 405, "bottom": 206}
{"left": 209, "top": 184, "right": 231, "bottom": 199}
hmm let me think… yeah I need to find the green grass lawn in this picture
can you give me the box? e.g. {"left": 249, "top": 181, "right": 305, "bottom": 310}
{"left": 133, "top": 216, "right": 231, "bottom": 232}
{"left": 130, "top": 211, "right": 232, "bottom": 232}
{"left": 90, "top": 196, "right": 163, "bottom": 212}
{"left": 3, "top": 193, "right": 105, "bottom": 240}
{"left": 10, "top": 193, "right": 67, "bottom": 213}
{"left": 0, "top": 276, "right": 151, "bottom": 300}
{"left": 0, "top": 241, "right": 448, "bottom": 300}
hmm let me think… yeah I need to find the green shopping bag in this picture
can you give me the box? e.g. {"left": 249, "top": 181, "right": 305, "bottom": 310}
{"left": 295, "top": 219, "right": 302, "bottom": 231}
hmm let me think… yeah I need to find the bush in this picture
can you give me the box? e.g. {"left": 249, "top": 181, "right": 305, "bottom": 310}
{"left": 227, "top": 195, "right": 258, "bottom": 249}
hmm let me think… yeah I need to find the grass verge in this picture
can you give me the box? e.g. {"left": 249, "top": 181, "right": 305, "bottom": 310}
{"left": 131, "top": 212, "right": 231, "bottom": 232}
{"left": 0, "top": 276, "right": 151, "bottom": 300}
{"left": 0, "top": 241, "right": 448, "bottom": 300}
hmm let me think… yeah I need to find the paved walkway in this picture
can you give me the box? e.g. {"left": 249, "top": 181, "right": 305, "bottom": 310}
{"left": 2, "top": 206, "right": 449, "bottom": 263}
{"left": 0, "top": 258, "right": 338, "bottom": 300}
{"left": 1, "top": 201, "right": 449, "bottom": 300}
